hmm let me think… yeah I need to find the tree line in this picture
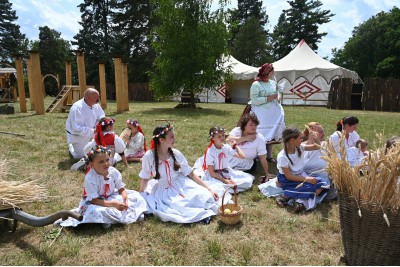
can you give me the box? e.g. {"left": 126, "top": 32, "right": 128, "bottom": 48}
{"left": 0, "top": 0, "right": 398, "bottom": 98}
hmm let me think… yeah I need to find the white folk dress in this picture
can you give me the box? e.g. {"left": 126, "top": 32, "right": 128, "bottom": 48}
{"left": 56, "top": 167, "right": 148, "bottom": 227}
{"left": 139, "top": 149, "right": 218, "bottom": 223}
{"left": 228, "top": 127, "right": 267, "bottom": 170}
{"left": 125, "top": 132, "right": 145, "bottom": 158}
{"left": 249, "top": 80, "right": 285, "bottom": 142}
{"left": 202, "top": 144, "right": 254, "bottom": 192}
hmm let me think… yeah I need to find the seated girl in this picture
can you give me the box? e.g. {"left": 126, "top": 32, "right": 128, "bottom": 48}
{"left": 121, "top": 119, "right": 147, "bottom": 163}
{"left": 56, "top": 145, "right": 148, "bottom": 228}
{"left": 195, "top": 126, "right": 255, "bottom": 192}
{"left": 138, "top": 124, "right": 219, "bottom": 224}
{"left": 84, "top": 117, "right": 128, "bottom": 167}
{"left": 275, "top": 126, "right": 330, "bottom": 212}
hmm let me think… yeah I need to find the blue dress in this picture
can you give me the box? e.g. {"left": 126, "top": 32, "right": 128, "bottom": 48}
{"left": 276, "top": 145, "right": 329, "bottom": 199}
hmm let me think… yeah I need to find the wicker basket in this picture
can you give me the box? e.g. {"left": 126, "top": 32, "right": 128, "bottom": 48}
{"left": 338, "top": 192, "right": 400, "bottom": 265}
{"left": 218, "top": 185, "right": 242, "bottom": 225}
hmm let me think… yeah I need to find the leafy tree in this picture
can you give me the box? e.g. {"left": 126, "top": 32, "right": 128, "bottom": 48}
{"left": 228, "top": 0, "right": 268, "bottom": 41}
{"left": 231, "top": 16, "right": 272, "bottom": 66}
{"left": 271, "top": 0, "right": 334, "bottom": 60}
{"left": 331, "top": 7, "right": 400, "bottom": 79}
{"left": 112, "top": 0, "right": 155, "bottom": 82}
{"left": 0, "top": 0, "right": 28, "bottom": 62}
{"left": 38, "top": 26, "right": 72, "bottom": 96}
{"left": 149, "top": 0, "right": 230, "bottom": 106}
{"left": 73, "top": 0, "right": 116, "bottom": 85}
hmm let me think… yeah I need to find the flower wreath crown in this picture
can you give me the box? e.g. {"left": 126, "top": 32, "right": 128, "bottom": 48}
{"left": 126, "top": 119, "right": 139, "bottom": 127}
{"left": 152, "top": 124, "right": 173, "bottom": 139}
{"left": 210, "top": 127, "right": 225, "bottom": 138}
{"left": 84, "top": 145, "right": 111, "bottom": 162}
{"left": 100, "top": 117, "right": 115, "bottom": 126}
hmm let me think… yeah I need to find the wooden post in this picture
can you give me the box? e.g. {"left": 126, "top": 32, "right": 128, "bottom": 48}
{"left": 29, "top": 51, "right": 45, "bottom": 115}
{"left": 76, "top": 50, "right": 87, "bottom": 97}
{"left": 65, "top": 61, "right": 72, "bottom": 105}
{"left": 14, "top": 56, "right": 27, "bottom": 113}
{"left": 98, "top": 63, "right": 107, "bottom": 109}
{"left": 26, "top": 58, "right": 35, "bottom": 111}
{"left": 114, "top": 56, "right": 123, "bottom": 113}
{"left": 122, "top": 62, "right": 129, "bottom": 111}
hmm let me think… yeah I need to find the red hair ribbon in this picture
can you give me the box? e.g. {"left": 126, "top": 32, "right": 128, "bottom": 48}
{"left": 202, "top": 141, "right": 214, "bottom": 171}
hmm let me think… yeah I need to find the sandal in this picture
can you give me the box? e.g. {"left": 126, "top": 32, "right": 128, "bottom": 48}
{"left": 267, "top": 158, "right": 277, "bottom": 164}
{"left": 276, "top": 195, "right": 288, "bottom": 208}
{"left": 294, "top": 202, "right": 305, "bottom": 213}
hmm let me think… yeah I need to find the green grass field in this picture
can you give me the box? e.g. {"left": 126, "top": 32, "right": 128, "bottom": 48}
{"left": 1, "top": 99, "right": 399, "bottom": 265}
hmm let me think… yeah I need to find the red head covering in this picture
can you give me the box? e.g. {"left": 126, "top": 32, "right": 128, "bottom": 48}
{"left": 95, "top": 118, "right": 115, "bottom": 147}
{"left": 256, "top": 63, "right": 274, "bottom": 82}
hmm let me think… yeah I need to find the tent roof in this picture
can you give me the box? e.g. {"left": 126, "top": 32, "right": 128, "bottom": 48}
{"left": 273, "top": 39, "right": 360, "bottom": 84}
{"left": 223, "top": 56, "right": 258, "bottom": 80}
{"left": 0, "top": 67, "right": 17, "bottom": 75}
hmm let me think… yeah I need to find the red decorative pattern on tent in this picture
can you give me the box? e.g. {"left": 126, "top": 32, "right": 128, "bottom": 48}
{"left": 216, "top": 84, "right": 226, "bottom": 97}
{"left": 290, "top": 81, "right": 321, "bottom": 99}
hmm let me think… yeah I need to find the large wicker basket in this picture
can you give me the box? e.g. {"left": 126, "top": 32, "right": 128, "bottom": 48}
{"left": 218, "top": 185, "right": 242, "bottom": 225}
{"left": 338, "top": 192, "right": 400, "bottom": 265}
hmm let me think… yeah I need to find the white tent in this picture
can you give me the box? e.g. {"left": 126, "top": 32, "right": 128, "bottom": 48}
{"left": 223, "top": 56, "right": 258, "bottom": 103}
{"left": 274, "top": 39, "right": 361, "bottom": 106}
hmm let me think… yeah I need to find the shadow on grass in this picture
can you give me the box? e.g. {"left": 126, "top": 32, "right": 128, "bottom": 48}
{"left": 142, "top": 107, "right": 232, "bottom": 118}
{"left": 316, "top": 200, "right": 336, "bottom": 221}
{"left": 65, "top": 222, "right": 122, "bottom": 237}
{"left": 15, "top": 239, "right": 55, "bottom": 265}
{"left": 215, "top": 220, "right": 244, "bottom": 233}
{"left": 58, "top": 158, "right": 77, "bottom": 171}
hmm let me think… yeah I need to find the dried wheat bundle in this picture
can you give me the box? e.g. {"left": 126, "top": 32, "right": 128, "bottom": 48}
{"left": 0, "top": 160, "right": 49, "bottom": 210}
{"left": 322, "top": 132, "right": 400, "bottom": 211}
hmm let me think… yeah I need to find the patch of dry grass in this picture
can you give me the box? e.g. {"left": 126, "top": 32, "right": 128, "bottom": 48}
{"left": 1, "top": 99, "right": 400, "bottom": 265}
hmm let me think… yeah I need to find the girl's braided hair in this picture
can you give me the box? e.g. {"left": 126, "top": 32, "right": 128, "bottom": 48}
{"left": 282, "top": 126, "right": 302, "bottom": 165}
{"left": 152, "top": 124, "right": 180, "bottom": 179}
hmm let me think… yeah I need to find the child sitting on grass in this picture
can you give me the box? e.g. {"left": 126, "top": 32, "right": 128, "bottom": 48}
{"left": 275, "top": 126, "right": 330, "bottom": 212}
{"left": 121, "top": 119, "right": 147, "bottom": 163}
{"left": 56, "top": 145, "right": 148, "bottom": 228}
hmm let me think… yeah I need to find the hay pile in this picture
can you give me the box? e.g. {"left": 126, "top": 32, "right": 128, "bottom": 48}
{"left": 0, "top": 160, "right": 48, "bottom": 210}
{"left": 322, "top": 133, "right": 400, "bottom": 211}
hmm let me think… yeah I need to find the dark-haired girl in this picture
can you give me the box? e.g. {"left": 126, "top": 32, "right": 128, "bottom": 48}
{"left": 199, "top": 126, "right": 255, "bottom": 192}
{"left": 328, "top": 116, "right": 360, "bottom": 155}
{"left": 57, "top": 145, "right": 148, "bottom": 228}
{"left": 275, "top": 127, "right": 330, "bottom": 212}
{"left": 138, "top": 124, "right": 219, "bottom": 223}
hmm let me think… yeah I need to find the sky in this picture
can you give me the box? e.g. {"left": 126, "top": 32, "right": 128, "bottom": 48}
{"left": 9, "top": 0, "right": 399, "bottom": 59}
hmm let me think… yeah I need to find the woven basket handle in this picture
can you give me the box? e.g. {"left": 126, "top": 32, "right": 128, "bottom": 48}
{"left": 221, "top": 185, "right": 238, "bottom": 214}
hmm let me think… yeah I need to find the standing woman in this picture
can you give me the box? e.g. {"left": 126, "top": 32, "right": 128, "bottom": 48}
{"left": 249, "top": 63, "right": 285, "bottom": 163}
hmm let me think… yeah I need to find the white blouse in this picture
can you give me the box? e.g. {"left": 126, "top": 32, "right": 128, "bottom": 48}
{"left": 84, "top": 166, "right": 125, "bottom": 201}
{"left": 277, "top": 144, "right": 306, "bottom": 175}
{"left": 205, "top": 144, "right": 237, "bottom": 170}
{"left": 229, "top": 127, "right": 267, "bottom": 159}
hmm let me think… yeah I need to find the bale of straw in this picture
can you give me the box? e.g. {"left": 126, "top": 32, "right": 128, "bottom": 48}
{"left": 0, "top": 160, "right": 48, "bottom": 211}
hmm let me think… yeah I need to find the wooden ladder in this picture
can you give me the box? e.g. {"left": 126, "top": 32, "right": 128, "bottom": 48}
{"left": 45, "top": 85, "right": 72, "bottom": 113}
